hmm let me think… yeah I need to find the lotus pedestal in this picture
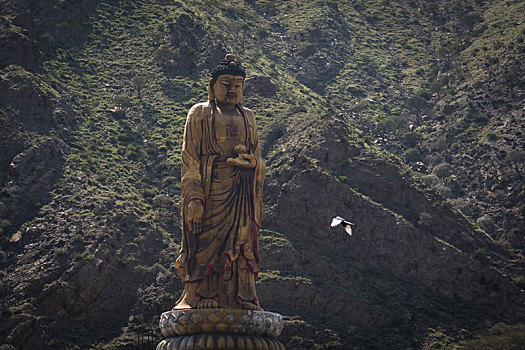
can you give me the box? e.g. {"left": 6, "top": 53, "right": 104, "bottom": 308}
{"left": 156, "top": 308, "right": 284, "bottom": 350}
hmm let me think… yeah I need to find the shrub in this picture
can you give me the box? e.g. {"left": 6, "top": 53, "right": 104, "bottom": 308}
{"left": 513, "top": 276, "right": 525, "bottom": 290}
{"left": 40, "top": 33, "right": 55, "bottom": 46}
{"left": 433, "top": 162, "right": 453, "bottom": 177}
{"left": 460, "top": 322, "right": 525, "bottom": 349}
{"left": 416, "top": 89, "right": 432, "bottom": 100}
{"left": 473, "top": 248, "right": 487, "bottom": 260}
{"left": 428, "top": 154, "right": 444, "bottom": 165}
{"left": 477, "top": 215, "right": 496, "bottom": 234}
{"left": 418, "top": 211, "right": 432, "bottom": 226}
{"left": 403, "top": 148, "right": 422, "bottom": 162}
{"left": 402, "top": 131, "right": 423, "bottom": 147}
{"left": 376, "top": 115, "right": 407, "bottom": 133}
{"left": 142, "top": 188, "right": 156, "bottom": 198}
{"left": 406, "top": 95, "right": 428, "bottom": 117}
{"left": 421, "top": 174, "right": 440, "bottom": 186}
{"left": 429, "top": 80, "right": 442, "bottom": 95}
{"left": 131, "top": 76, "right": 147, "bottom": 98}
{"left": 256, "top": 27, "right": 270, "bottom": 39}
{"left": 467, "top": 112, "right": 489, "bottom": 125}
{"left": 113, "top": 95, "right": 131, "bottom": 108}
{"left": 459, "top": 13, "right": 481, "bottom": 30}
{"left": 153, "top": 45, "right": 180, "bottom": 71}
{"left": 55, "top": 22, "right": 70, "bottom": 31}
{"left": 486, "top": 131, "right": 499, "bottom": 141}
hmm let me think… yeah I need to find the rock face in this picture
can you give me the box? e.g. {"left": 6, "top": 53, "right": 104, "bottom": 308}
{"left": 252, "top": 114, "right": 524, "bottom": 347}
{"left": 259, "top": 117, "right": 523, "bottom": 316}
{"left": 0, "top": 22, "right": 39, "bottom": 69}
{"left": 245, "top": 76, "right": 278, "bottom": 97}
{"left": 0, "top": 65, "right": 70, "bottom": 237}
{"left": 4, "top": 137, "right": 65, "bottom": 238}
{"left": 266, "top": 162, "right": 518, "bottom": 303}
{"left": 0, "top": 65, "right": 54, "bottom": 132}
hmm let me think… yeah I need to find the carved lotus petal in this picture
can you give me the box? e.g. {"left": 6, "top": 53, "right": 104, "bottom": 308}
{"left": 190, "top": 312, "right": 204, "bottom": 324}
{"left": 207, "top": 311, "right": 220, "bottom": 323}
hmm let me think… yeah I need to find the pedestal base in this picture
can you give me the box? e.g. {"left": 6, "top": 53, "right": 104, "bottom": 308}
{"left": 157, "top": 334, "right": 284, "bottom": 350}
{"left": 157, "top": 309, "right": 284, "bottom": 350}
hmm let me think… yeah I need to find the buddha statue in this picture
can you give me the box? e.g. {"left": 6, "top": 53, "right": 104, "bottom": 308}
{"left": 174, "top": 54, "right": 265, "bottom": 311}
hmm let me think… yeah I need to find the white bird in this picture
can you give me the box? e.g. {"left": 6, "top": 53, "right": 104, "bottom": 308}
{"left": 331, "top": 216, "right": 355, "bottom": 235}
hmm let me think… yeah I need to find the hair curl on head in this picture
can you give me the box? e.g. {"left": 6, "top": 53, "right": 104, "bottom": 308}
{"left": 210, "top": 54, "right": 246, "bottom": 86}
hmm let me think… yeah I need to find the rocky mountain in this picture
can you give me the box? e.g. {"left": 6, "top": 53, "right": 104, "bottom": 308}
{"left": 0, "top": 0, "right": 524, "bottom": 349}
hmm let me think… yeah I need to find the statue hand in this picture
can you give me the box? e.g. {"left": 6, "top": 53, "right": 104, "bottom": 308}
{"left": 227, "top": 154, "right": 256, "bottom": 168}
{"left": 187, "top": 199, "right": 204, "bottom": 234}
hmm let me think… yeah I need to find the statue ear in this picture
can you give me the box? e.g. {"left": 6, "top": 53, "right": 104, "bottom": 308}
{"left": 207, "top": 78, "right": 215, "bottom": 101}
{"left": 239, "top": 82, "right": 245, "bottom": 105}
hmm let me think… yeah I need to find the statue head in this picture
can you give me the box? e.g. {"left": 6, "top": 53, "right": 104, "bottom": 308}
{"left": 208, "top": 54, "right": 246, "bottom": 108}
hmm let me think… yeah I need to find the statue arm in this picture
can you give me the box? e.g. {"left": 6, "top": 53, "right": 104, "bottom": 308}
{"left": 248, "top": 109, "right": 266, "bottom": 227}
{"left": 181, "top": 104, "right": 205, "bottom": 232}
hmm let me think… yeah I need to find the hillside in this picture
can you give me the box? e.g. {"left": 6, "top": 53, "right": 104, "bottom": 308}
{"left": 0, "top": 0, "right": 524, "bottom": 349}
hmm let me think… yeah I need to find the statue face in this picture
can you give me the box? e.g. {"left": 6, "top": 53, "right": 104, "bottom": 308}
{"left": 212, "top": 74, "right": 244, "bottom": 108}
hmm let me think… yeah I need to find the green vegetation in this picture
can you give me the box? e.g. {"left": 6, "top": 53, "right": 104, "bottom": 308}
{"left": 460, "top": 323, "right": 525, "bottom": 350}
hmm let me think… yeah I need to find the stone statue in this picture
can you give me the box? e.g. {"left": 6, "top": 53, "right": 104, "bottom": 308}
{"left": 157, "top": 55, "right": 283, "bottom": 350}
{"left": 174, "top": 54, "right": 265, "bottom": 311}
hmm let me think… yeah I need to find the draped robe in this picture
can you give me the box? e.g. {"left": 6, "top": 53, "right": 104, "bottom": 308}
{"left": 175, "top": 101, "right": 265, "bottom": 309}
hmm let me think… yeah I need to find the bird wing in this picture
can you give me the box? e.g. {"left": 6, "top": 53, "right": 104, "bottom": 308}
{"left": 343, "top": 224, "right": 353, "bottom": 236}
{"left": 331, "top": 216, "right": 344, "bottom": 227}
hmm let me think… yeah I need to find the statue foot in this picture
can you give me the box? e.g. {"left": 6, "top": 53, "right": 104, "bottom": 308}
{"left": 196, "top": 299, "right": 219, "bottom": 309}
{"left": 241, "top": 301, "right": 263, "bottom": 311}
